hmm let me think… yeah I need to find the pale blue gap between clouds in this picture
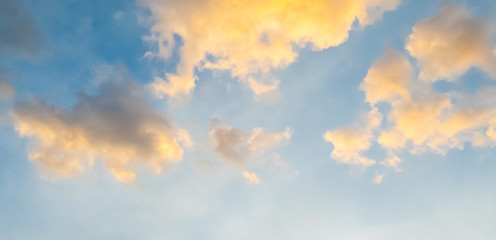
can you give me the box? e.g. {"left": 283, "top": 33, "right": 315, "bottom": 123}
{"left": 0, "top": 0, "right": 496, "bottom": 239}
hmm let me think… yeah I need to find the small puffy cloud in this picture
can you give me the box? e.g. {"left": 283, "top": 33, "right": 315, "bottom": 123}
{"left": 141, "top": 0, "right": 401, "bottom": 96}
{"left": 0, "top": 0, "right": 46, "bottom": 59}
{"left": 380, "top": 153, "right": 401, "bottom": 171}
{"left": 406, "top": 4, "right": 496, "bottom": 82}
{"left": 0, "top": 80, "right": 14, "bottom": 102}
{"left": 12, "top": 69, "right": 192, "bottom": 182}
{"left": 324, "top": 107, "right": 382, "bottom": 166}
{"left": 209, "top": 119, "right": 291, "bottom": 166}
{"left": 360, "top": 50, "right": 412, "bottom": 105}
{"left": 372, "top": 173, "right": 383, "bottom": 184}
{"left": 243, "top": 171, "right": 260, "bottom": 184}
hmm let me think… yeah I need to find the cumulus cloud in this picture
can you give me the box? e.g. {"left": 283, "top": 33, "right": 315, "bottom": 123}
{"left": 141, "top": 0, "right": 401, "bottom": 96}
{"left": 360, "top": 50, "right": 413, "bottom": 105}
{"left": 406, "top": 4, "right": 496, "bottom": 82}
{"left": 12, "top": 68, "right": 192, "bottom": 182}
{"left": 209, "top": 119, "right": 291, "bottom": 166}
{"left": 329, "top": 7, "right": 496, "bottom": 172}
{"left": 324, "top": 107, "right": 382, "bottom": 166}
{"left": 0, "top": 0, "right": 46, "bottom": 59}
{"left": 243, "top": 171, "right": 260, "bottom": 184}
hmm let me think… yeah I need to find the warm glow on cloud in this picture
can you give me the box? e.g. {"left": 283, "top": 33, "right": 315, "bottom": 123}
{"left": 324, "top": 107, "right": 382, "bottom": 166}
{"left": 13, "top": 79, "right": 192, "bottom": 182}
{"left": 330, "top": 4, "right": 496, "bottom": 172}
{"left": 406, "top": 4, "right": 496, "bottom": 82}
{"left": 142, "top": 0, "right": 400, "bottom": 97}
{"left": 209, "top": 119, "right": 291, "bottom": 166}
{"left": 243, "top": 171, "right": 260, "bottom": 184}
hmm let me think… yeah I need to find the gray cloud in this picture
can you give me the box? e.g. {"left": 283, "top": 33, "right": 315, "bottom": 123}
{"left": 0, "top": 0, "right": 46, "bottom": 59}
{"left": 12, "top": 66, "right": 192, "bottom": 181}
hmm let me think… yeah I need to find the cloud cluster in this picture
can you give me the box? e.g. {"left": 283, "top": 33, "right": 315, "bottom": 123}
{"left": 326, "top": 5, "right": 496, "bottom": 174}
{"left": 13, "top": 76, "right": 192, "bottom": 182}
{"left": 142, "top": 0, "right": 400, "bottom": 96}
{"left": 209, "top": 119, "right": 291, "bottom": 166}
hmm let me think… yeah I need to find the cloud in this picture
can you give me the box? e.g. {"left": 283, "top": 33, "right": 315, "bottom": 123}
{"left": 324, "top": 107, "right": 382, "bottom": 166}
{"left": 0, "top": 0, "right": 46, "bottom": 59}
{"left": 360, "top": 49, "right": 412, "bottom": 105}
{"left": 406, "top": 4, "right": 496, "bottom": 82}
{"left": 243, "top": 171, "right": 260, "bottom": 184}
{"left": 329, "top": 9, "right": 496, "bottom": 171}
{"left": 209, "top": 119, "right": 291, "bottom": 166}
{"left": 372, "top": 172, "right": 383, "bottom": 184}
{"left": 0, "top": 80, "right": 14, "bottom": 102}
{"left": 12, "top": 67, "right": 192, "bottom": 182}
{"left": 113, "top": 10, "right": 124, "bottom": 20}
{"left": 141, "top": 0, "right": 401, "bottom": 96}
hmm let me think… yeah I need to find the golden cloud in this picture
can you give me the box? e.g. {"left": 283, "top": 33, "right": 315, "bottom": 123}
{"left": 13, "top": 79, "right": 192, "bottom": 182}
{"left": 324, "top": 107, "right": 382, "bottom": 166}
{"left": 142, "top": 0, "right": 401, "bottom": 96}
{"left": 330, "top": 15, "right": 496, "bottom": 171}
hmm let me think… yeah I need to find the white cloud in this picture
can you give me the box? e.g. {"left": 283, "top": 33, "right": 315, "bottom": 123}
{"left": 372, "top": 172, "right": 383, "bottom": 184}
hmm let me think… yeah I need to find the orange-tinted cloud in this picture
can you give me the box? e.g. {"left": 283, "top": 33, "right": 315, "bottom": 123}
{"left": 243, "top": 171, "right": 261, "bottom": 184}
{"left": 142, "top": 0, "right": 401, "bottom": 96}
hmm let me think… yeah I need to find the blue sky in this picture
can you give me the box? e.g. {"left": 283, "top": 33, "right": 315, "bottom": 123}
{"left": 1, "top": 0, "right": 496, "bottom": 239}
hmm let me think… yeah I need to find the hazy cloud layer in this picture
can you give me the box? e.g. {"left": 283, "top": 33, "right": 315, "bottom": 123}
{"left": 209, "top": 119, "right": 291, "bottom": 166}
{"left": 13, "top": 70, "right": 192, "bottom": 182}
{"left": 142, "top": 0, "right": 400, "bottom": 97}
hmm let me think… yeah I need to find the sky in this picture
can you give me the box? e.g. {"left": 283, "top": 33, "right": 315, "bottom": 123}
{"left": 1, "top": 0, "right": 496, "bottom": 239}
